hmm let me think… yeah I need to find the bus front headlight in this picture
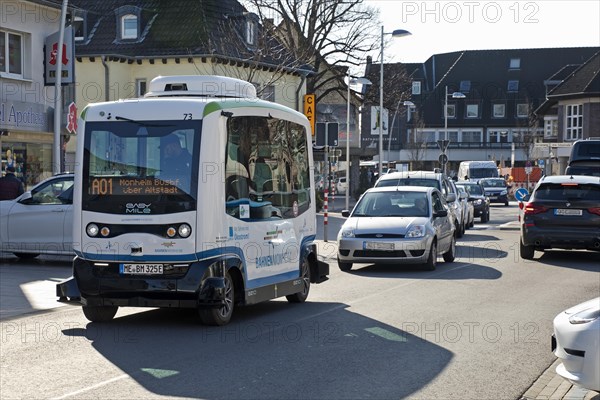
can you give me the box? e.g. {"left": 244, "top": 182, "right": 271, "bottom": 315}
{"left": 178, "top": 224, "right": 192, "bottom": 238}
{"left": 86, "top": 223, "right": 99, "bottom": 237}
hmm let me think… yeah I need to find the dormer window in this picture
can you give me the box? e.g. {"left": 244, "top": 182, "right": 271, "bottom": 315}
{"left": 121, "top": 14, "right": 138, "bottom": 39}
{"left": 245, "top": 20, "right": 256, "bottom": 45}
{"left": 73, "top": 15, "right": 86, "bottom": 41}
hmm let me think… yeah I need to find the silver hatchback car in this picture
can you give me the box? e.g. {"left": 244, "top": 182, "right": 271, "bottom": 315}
{"left": 337, "top": 186, "right": 456, "bottom": 271}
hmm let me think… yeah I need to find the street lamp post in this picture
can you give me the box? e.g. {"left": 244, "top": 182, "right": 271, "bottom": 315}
{"left": 346, "top": 75, "right": 372, "bottom": 211}
{"left": 378, "top": 26, "right": 411, "bottom": 177}
{"left": 442, "top": 85, "right": 466, "bottom": 175}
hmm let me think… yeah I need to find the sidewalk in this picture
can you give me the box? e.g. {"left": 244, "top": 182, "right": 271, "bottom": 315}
{"left": 521, "top": 359, "right": 599, "bottom": 400}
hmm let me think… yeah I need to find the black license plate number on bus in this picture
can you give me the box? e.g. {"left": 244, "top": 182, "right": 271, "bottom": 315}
{"left": 120, "top": 263, "right": 164, "bottom": 275}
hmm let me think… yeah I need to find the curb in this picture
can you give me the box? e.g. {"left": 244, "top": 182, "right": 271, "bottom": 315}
{"left": 520, "top": 359, "right": 600, "bottom": 400}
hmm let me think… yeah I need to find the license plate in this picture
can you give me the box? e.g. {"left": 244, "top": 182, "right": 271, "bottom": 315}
{"left": 554, "top": 209, "right": 582, "bottom": 216}
{"left": 489, "top": 196, "right": 497, "bottom": 200}
{"left": 120, "top": 263, "right": 164, "bottom": 275}
{"left": 364, "top": 241, "right": 394, "bottom": 251}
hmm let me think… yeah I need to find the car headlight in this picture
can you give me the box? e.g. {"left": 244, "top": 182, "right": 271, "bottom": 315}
{"left": 500, "top": 190, "right": 507, "bottom": 195}
{"left": 569, "top": 307, "right": 600, "bottom": 324}
{"left": 474, "top": 199, "right": 482, "bottom": 205}
{"left": 406, "top": 225, "right": 425, "bottom": 238}
{"left": 340, "top": 227, "right": 355, "bottom": 238}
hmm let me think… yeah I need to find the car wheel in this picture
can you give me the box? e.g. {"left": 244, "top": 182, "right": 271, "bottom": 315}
{"left": 82, "top": 305, "right": 118, "bottom": 322}
{"left": 13, "top": 252, "right": 40, "bottom": 259}
{"left": 286, "top": 258, "right": 310, "bottom": 303}
{"left": 481, "top": 209, "right": 489, "bottom": 223}
{"left": 424, "top": 240, "right": 437, "bottom": 271}
{"left": 199, "top": 271, "right": 234, "bottom": 326}
{"left": 443, "top": 235, "right": 456, "bottom": 263}
{"left": 338, "top": 257, "right": 353, "bottom": 272}
{"left": 456, "top": 220, "right": 464, "bottom": 238}
{"left": 520, "top": 238, "right": 535, "bottom": 260}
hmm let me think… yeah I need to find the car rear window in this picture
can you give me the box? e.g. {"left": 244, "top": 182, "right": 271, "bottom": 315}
{"left": 533, "top": 183, "right": 600, "bottom": 201}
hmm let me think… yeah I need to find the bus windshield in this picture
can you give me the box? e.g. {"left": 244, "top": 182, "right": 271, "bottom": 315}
{"left": 82, "top": 120, "right": 200, "bottom": 214}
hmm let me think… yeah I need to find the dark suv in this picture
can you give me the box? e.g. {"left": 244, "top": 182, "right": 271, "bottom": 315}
{"left": 479, "top": 178, "right": 509, "bottom": 206}
{"left": 519, "top": 175, "right": 600, "bottom": 260}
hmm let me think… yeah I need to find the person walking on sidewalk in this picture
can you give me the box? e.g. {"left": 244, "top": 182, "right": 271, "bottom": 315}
{"left": 0, "top": 165, "right": 25, "bottom": 200}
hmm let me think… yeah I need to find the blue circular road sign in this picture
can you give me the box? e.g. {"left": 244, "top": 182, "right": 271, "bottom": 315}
{"left": 515, "top": 187, "right": 529, "bottom": 201}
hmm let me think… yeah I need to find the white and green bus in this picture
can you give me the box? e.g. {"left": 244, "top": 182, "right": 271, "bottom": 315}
{"left": 57, "top": 75, "right": 329, "bottom": 325}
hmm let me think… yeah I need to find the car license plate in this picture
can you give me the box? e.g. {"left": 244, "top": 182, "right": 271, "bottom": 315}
{"left": 554, "top": 209, "right": 582, "bottom": 216}
{"left": 120, "top": 263, "right": 164, "bottom": 275}
{"left": 364, "top": 241, "right": 394, "bottom": 251}
{"left": 489, "top": 196, "right": 497, "bottom": 200}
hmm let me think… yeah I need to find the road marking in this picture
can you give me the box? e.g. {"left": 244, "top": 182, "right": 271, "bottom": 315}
{"left": 51, "top": 374, "right": 129, "bottom": 399}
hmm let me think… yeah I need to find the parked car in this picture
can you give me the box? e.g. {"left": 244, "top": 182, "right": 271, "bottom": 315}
{"left": 456, "top": 185, "right": 474, "bottom": 229}
{"left": 337, "top": 186, "right": 456, "bottom": 271}
{"left": 565, "top": 138, "right": 600, "bottom": 176}
{"left": 479, "top": 177, "right": 509, "bottom": 206}
{"left": 519, "top": 175, "right": 600, "bottom": 260}
{"left": 0, "top": 174, "right": 75, "bottom": 258}
{"left": 552, "top": 297, "right": 600, "bottom": 391}
{"left": 456, "top": 181, "right": 490, "bottom": 223}
{"left": 336, "top": 177, "right": 347, "bottom": 195}
{"left": 375, "top": 170, "right": 465, "bottom": 238}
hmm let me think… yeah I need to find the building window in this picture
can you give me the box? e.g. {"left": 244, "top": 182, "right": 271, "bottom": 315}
{"left": 245, "top": 20, "right": 256, "bottom": 45}
{"left": 73, "top": 15, "right": 86, "bottom": 41}
{"left": 544, "top": 117, "right": 558, "bottom": 138}
{"left": 565, "top": 104, "right": 583, "bottom": 140}
{"left": 507, "top": 80, "right": 519, "bottom": 92}
{"left": 516, "top": 103, "right": 529, "bottom": 118}
{"left": 0, "top": 30, "right": 22, "bottom": 77}
{"left": 136, "top": 79, "right": 146, "bottom": 97}
{"left": 459, "top": 80, "right": 471, "bottom": 93}
{"left": 509, "top": 58, "right": 520, "bottom": 69}
{"left": 489, "top": 130, "right": 509, "bottom": 144}
{"left": 462, "top": 130, "right": 482, "bottom": 143}
{"left": 412, "top": 81, "right": 421, "bottom": 95}
{"left": 493, "top": 104, "right": 505, "bottom": 118}
{"left": 466, "top": 104, "right": 479, "bottom": 118}
{"left": 445, "top": 104, "right": 456, "bottom": 119}
{"left": 121, "top": 14, "right": 138, "bottom": 39}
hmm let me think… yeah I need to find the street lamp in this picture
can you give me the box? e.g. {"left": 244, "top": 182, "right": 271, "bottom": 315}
{"left": 346, "top": 75, "right": 372, "bottom": 211}
{"left": 442, "top": 85, "right": 466, "bottom": 174}
{"left": 379, "top": 26, "right": 411, "bottom": 177}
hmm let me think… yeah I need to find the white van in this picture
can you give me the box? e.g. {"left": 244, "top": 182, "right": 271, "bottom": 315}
{"left": 458, "top": 161, "right": 499, "bottom": 182}
{"left": 57, "top": 75, "right": 329, "bottom": 325}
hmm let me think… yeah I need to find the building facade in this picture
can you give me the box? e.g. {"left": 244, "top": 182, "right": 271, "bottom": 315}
{"left": 1, "top": 0, "right": 67, "bottom": 187}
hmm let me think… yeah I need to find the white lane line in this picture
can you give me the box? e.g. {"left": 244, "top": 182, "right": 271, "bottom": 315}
{"left": 51, "top": 374, "right": 129, "bottom": 400}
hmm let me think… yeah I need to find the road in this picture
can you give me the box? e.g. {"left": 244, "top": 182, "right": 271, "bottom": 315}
{"left": 1, "top": 204, "right": 599, "bottom": 399}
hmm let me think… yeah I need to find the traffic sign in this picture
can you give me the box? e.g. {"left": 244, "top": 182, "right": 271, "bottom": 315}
{"left": 437, "top": 139, "right": 450, "bottom": 152}
{"left": 438, "top": 153, "right": 448, "bottom": 165}
{"left": 515, "top": 187, "right": 529, "bottom": 202}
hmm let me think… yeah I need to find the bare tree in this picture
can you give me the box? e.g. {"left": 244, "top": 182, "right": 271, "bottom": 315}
{"left": 406, "top": 112, "right": 427, "bottom": 170}
{"left": 241, "top": 0, "right": 382, "bottom": 103}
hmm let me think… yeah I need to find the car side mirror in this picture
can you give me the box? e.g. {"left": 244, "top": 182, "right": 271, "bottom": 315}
{"left": 341, "top": 210, "right": 351, "bottom": 217}
{"left": 445, "top": 193, "right": 457, "bottom": 203}
{"left": 17, "top": 191, "right": 33, "bottom": 204}
{"left": 434, "top": 209, "right": 448, "bottom": 218}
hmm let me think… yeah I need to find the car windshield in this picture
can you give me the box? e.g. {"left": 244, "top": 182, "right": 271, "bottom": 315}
{"left": 533, "top": 183, "right": 600, "bottom": 202}
{"left": 376, "top": 178, "right": 440, "bottom": 190}
{"left": 460, "top": 184, "right": 483, "bottom": 195}
{"left": 352, "top": 191, "right": 429, "bottom": 217}
{"left": 480, "top": 179, "right": 505, "bottom": 188}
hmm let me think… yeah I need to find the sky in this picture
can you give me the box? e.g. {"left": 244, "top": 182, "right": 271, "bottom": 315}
{"left": 367, "top": 0, "right": 600, "bottom": 63}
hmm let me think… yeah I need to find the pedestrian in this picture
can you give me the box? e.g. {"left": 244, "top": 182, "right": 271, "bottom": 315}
{"left": 0, "top": 165, "right": 25, "bottom": 200}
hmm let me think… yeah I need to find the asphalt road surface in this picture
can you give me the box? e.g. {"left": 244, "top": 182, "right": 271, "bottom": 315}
{"left": 1, "top": 203, "right": 598, "bottom": 399}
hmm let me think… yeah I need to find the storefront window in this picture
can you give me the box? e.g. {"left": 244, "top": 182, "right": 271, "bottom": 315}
{"left": 2, "top": 143, "right": 53, "bottom": 188}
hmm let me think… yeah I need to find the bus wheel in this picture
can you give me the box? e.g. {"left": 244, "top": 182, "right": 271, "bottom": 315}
{"left": 199, "top": 271, "right": 234, "bottom": 326}
{"left": 82, "top": 305, "right": 118, "bottom": 322}
{"left": 286, "top": 258, "right": 311, "bottom": 303}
